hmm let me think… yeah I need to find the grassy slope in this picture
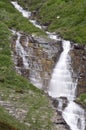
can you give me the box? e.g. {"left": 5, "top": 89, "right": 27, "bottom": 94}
{"left": 0, "top": 106, "right": 30, "bottom": 130}
{"left": 0, "top": 0, "right": 55, "bottom": 130}
{"left": 16, "top": 0, "right": 86, "bottom": 105}
{"left": 0, "top": 0, "right": 45, "bottom": 35}
{"left": 17, "top": 0, "right": 86, "bottom": 44}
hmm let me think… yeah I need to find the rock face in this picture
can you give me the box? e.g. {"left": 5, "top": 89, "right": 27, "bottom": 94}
{"left": 51, "top": 98, "right": 69, "bottom": 130}
{"left": 11, "top": 31, "right": 70, "bottom": 130}
{"left": 11, "top": 31, "right": 62, "bottom": 90}
{"left": 70, "top": 43, "right": 86, "bottom": 95}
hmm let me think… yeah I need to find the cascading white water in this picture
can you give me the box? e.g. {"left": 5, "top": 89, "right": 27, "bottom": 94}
{"left": 47, "top": 38, "right": 86, "bottom": 130}
{"left": 16, "top": 32, "right": 29, "bottom": 69}
{"left": 12, "top": 30, "right": 43, "bottom": 88}
{"left": 11, "top": 1, "right": 31, "bottom": 18}
{"left": 48, "top": 40, "right": 76, "bottom": 100}
{"left": 12, "top": 30, "right": 29, "bottom": 69}
{"left": 63, "top": 101, "right": 86, "bottom": 130}
{"left": 11, "top": 2, "right": 86, "bottom": 130}
{"left": 11, "top": 2, "right": 42, "bottom": 29}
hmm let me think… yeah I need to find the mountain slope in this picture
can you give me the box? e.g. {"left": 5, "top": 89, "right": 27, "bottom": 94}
{"left": 16, "top": 0, "right": 86, "bottom": 44}
{"left": 0, "top": 1, "right": 56, "bottom": 130}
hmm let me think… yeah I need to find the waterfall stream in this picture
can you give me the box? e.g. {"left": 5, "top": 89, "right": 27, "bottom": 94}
{"left": 48, "top": 40, "right": 76, "bottom": 100}
{"left": 48, "top": 38, "right": 86, "bottom": 130}
{"left": 11, "top": 2, "right": 86, "bottom": 130}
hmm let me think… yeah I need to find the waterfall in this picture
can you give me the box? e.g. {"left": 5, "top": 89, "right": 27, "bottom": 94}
{"left": 11, "top": 30, "right": 43, "bottom": 88}
{"left": 63, "top": 101, "right": 86, "bottom": 130}
{"left": 11, "top": 2, "right": 86, "bottom": 130}
{"left": 12, "top": 31, "right": 29, "bottom": 69}
{"left": 48, "top": 40, "right": 76, "bottom": 100}
{"left": 47, "top": 39, "right": 86, "bottom": 130}
{"left": 11, "top": 1, "right": 31, "bottom": 18}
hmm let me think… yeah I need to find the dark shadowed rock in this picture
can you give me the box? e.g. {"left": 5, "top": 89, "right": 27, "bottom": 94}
{"left": 52, "top": 97, "right": 68, "bottom": 110}
{"left": 20, "top": 35, "right": 27, "bottom": 47}
{"left": 17, "top": 56, "right": 23, "bottom": 67}
{"left": 52, "top": 99, "right": 59, "bottom": 108}
{"left": 52, "top": 108, "right": 70, "bottom": 130}
{"left": 21, "top": 68, "right": 29, "bottom": 78}
{"left": 74, "top": 44, "right": 85, "bottom": 50}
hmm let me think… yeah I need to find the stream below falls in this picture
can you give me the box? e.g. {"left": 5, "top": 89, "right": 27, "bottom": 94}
{"left": 48, "top": 40, "right": 86, "bottom": 130}
{"left": 11, "top": 1, "right": 86, "bottom": 130}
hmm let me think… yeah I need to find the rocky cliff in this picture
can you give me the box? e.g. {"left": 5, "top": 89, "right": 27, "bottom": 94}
{"left": 70, "top": 44, "right": 86, "bottom": 96}
{"left": 11, "top": 31, "right": 62, "bottom": 90}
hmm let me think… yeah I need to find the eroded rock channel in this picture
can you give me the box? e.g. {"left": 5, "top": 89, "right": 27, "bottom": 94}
{"left": 11, "top": 30, "right": 69, "bottom": 130}
{"left": 11, "top": 30, "right": 62, "bottom": 90}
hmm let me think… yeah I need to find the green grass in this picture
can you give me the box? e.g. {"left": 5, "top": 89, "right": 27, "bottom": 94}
{"left": 76, "top": 93, "right": 86, "bottom": 106}
{"left": 0, "top": 23, "right": 54, "bottom": 129}
{"left": 17, "top": 0, "right": 86, "bottom": 44}
{"left": 0, "top": 0, "right": 45, "bottom": 35}
{"left": 0, "top": 1, "right": 55, "bottom": 130}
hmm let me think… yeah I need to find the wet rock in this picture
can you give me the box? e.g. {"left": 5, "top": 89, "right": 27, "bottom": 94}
{"left": 21, "top": 68, "right": 29, "bottom": 78}
{"left": 11, "top": 31, "right": 62, "bottom": 89}
{"left": 52, "top": 109, "right": 70, "bottom": 130}
{"left": 17, "top": 56, "right": 23, "bottom": 67}
{"left": 52, "top": 99, "right": 59, "bottom": 108}
{"left": 70, "top": 43, "right": 86, "bottom": 95}
{"left": 59, "top": 97, "right": 68, "bottom": 109}
{"left": 33, "top": 35, "right": 55, "bottom": 44}
{"left": 74, "top": 44, "right": 85, "bottom": 50}
{"left": 28, "top": 35, "right": 35, "bottom": 43}
{"left": 11, "top": 35, "right": 17, "bottom": 51}
{"left": 20, "top": 35, "right": 27, "bottom": 47}
{"left": 55, "top": 112, "right": 70, "bottom": 130}
{"left": 52, "top": 97, "right": 68, "bottom": 110}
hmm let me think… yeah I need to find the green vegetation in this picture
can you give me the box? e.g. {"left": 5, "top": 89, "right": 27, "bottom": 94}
{"left": 0, "top": 0, "right": 55, "bottom": 130}
{"left": 0, "top": 0, "right": 45, "bottom": 35}
{"left": 0, "top": 0, "right": 86, "bottom": 129}
{"left": 76, "top": 93, "right": 86, "bottom": 107}
{"left": 17, "top": 0, "right": 86, "bottom": 44}
{"left": 0, "top": 106, "right": 30, "bottom": 130}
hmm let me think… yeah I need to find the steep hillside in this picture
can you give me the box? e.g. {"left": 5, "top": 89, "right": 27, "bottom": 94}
{"left": 0, "top": 0, "right": 86, "bottom": 129}
{"left": 16, "top": 0, "right": 86, "bottom": 44}
{"left": 0, "top": 0, "right": 56, "bottom": 130}
{"left": 15, "top": 0, "right": 86, "bottom": 106}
